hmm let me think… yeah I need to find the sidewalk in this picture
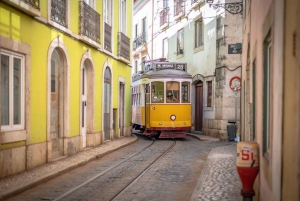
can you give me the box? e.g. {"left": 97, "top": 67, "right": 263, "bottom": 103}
{"left": 187, "top": 133, "right": 242, "bottom": 201}
{"left": 0, "top": 134, "right": 242, "bottom": 201}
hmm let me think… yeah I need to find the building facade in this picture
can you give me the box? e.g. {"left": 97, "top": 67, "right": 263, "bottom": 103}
{"left": 241, "top": 0, "right": 300, "bottom": 200}
{"left": 132, "top": 0, "right": 242, "bottom": 140}
{"left": 0, "top": 0, "right": 132, "bottom": 178}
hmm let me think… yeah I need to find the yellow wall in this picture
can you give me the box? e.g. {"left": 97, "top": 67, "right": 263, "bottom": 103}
{"left": 0, "top": 0, "right": 132, "bottom": 145}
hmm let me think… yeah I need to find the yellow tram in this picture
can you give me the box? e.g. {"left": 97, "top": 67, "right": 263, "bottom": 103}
{"left": 131, "top": 61, "right": 192, "bottom": 138}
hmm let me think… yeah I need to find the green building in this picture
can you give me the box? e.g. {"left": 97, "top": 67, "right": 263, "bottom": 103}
{"left": 0, "top": 0, "right": 132, "bottom": 178}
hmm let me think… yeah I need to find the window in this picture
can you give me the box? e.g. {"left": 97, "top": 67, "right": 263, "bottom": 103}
{"left": 151, "top": 82, "right": 164, "bottom": 103}
{"left": 163, "top": 0, "right": 168, "bottom": 8}
{"left": 135, "top": 24, "right": 138, "bottom": 39}
{"left": 177, "top": 29, "right": 184, "bottom": 55}
{"left": 1, "top": 50, "right": 24, "bottom": 131}
{"left": 181, "top": 82, "right": 190, "bottom": 103}
{"left": 162, "top": 38, "right": 168, "bottom": 58}
{"left": 263, "top": 30, "right": 272, "bottom": 156}
{"left": 51, "top": 0, "right": 67, "bottom": 27}
{"left": 174, "top": 0, "right": 184, "bottom": 16}
{"left": 84, "top": 0, "right": 94, "bottom": 8}
{"left": 141, "top": 56, "right": 146, "bottom": 71}
{"left": 104, "top": 0, "right": 112, "bottom": 25}
{"left": 134, "top": 60, "right": 138, "bottom": 74}
{"left": 195, "top": 19, "right": 203, "bottom": 48}
{"left": 166, "top": 81, "right": 180, "bottom": 103}
{"left": 207, "top": 81, "right": 212, "bottom": 107}
{"left": 120, "top": 0, "right": 126, "bottom": 34}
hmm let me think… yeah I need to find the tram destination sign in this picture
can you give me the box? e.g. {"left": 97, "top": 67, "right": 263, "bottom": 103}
{"left": 153, "top": 62, "right": 187, "bottom": 71}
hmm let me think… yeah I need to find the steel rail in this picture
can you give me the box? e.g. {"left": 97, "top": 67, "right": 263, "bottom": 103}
{"left": 53, "top": 135, "right": 154, "bottom": 201}
{"left": 110, "top": 139, "right": 176, "bottom": 201}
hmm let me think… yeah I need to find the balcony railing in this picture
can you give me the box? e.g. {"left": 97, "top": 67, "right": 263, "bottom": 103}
{"left": 174, "top": 0, "right": 184, "bottom": 16}
{"left": 133, "top": 32, "right": 147, "bottom": 50}
{"left": 51, "top": 0, "right": 67, "bottom": 27}
{"left": 21, "top": 0, "right": 40, "bottom": 10}
{"left": 104, "top": 23, "right": 112, "bottom": 52}
{"left": 160, "top": 8, "right": 169, "bottom": 27}
{"left": 79, "top": 1, "right": 100, "bottom": 44}
{"left": 118, "top": 32, "right": 130, "bottom": 61}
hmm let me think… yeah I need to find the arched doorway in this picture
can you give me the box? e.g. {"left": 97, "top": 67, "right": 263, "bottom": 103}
{"left": 81, "top": 59, "right": 94, "bottom": 148}
{"left": 50, "top": 48, "right": 64, "bottom": 158}
{"left": 103, "top": 67, "right": 111, "bottom": 141}
{"left": 195, "top": 81, "right": 203, "bottom": 131}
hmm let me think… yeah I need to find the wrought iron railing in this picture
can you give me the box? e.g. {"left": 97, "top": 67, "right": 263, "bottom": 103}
{"left": 51, "top": 0, "right": 67, "bottom": 27}
{"left": 160, "top": 8, "right": 169, "bottom": 27}
{"left": 118, "top": 32, "right": 130, "bottom": 61}
{"left": 174, "top": 0, "right": 184, "bottom": 16}
{"left": 133, "top": 32, "right": 147, "bottom": 49}
{"left": 104, "top": 23, "right": 112, "bottom": 52}
{"left": 79, "top": 1, "right": 100, "bottom": 44}
{"left": 21, "top": 0, "right": 40, "bottom": 10}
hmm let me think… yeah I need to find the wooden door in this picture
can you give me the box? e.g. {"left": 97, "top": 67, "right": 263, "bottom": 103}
{"left": 195, "top": 82, "right": 203, "bottom": 131}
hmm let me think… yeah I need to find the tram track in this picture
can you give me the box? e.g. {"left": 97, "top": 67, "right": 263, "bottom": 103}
{"left": 53, "top": 136, "right": 176, "bottom": 201}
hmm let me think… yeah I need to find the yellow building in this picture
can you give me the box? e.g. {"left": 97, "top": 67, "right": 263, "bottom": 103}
{"left": 0, "top": 0, "right": 132, "bottom": 178}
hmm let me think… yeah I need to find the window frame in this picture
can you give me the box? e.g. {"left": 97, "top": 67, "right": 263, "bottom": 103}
{"left": 1, "top": 50, "right": 25, "bottom": 131}
{"left": 263, "top": 30, "right": 272, "bottom": 158}
{"left": 177, "top": 28, "right": 184, "bottom": 55}
{"left": 206, "top": 81, "right": 212, "bottom": 107}
{"left": 195, "top": 18, "right": 203, "bottom": 48}
{"left": 120, "top": 0, "right": 127, "bottom": 34}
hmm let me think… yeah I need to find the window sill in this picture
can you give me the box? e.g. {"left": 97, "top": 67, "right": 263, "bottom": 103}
{"left": 1, "top": 130, "right": 26, "bottom": 144}
{"left": 194, "top": 45, "right": 204, "bottom": 53}
{"left": 176, "top": 54, "right": 184, "bottom": 59}
{"left": 204, "top": 106, "right": 213, "bottom": 111}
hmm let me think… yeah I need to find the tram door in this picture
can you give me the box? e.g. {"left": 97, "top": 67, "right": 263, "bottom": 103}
{"left": 104, "top": 68, "right": 111, "bottom": 141}
{"left": 195, "top": 81, "right": 203, "bottom": 131}
{"left": 145, "top": 84, "right": 150, "bottom": 128}
{"left": 119, "top": 82, "right": 124, "bottom": 136}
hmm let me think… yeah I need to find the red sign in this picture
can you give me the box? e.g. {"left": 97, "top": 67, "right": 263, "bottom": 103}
{"left": 229, "top": 76, "right": 241, "bottom": 91}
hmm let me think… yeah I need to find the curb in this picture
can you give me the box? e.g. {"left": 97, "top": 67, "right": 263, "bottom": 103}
{"left": 0, "top": 135, "right": 138, "bottom": 201}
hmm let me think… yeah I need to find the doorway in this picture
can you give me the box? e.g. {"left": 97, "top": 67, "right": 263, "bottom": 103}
{"left": 119, "top": 82, "right": 125, "bottom": 136}
{"left": 50, "top": 48, "right": 64, "bottom": 158}
{"left": 195, "top": 81, "right": 203, "bottom": 131}
{"left": 104, "top": 67, "right": 111, "bottom": 141}
{"left": 81, "top": 66, "right": 87, "bottom": 148}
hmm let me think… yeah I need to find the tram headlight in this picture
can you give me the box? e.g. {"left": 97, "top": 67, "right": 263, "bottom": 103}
{"left": 170, "top": 115, "right": 176, "bottom": 121}
{"left": 159, "top": 122, "right": 162, "bottom": 125}
{"left": 183, "top": 122, "right": 186, "bottom": 125}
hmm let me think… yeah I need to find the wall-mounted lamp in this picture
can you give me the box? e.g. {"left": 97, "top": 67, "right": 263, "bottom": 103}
{"left": 206, "top": 0, "right": 243, "bottom": 15}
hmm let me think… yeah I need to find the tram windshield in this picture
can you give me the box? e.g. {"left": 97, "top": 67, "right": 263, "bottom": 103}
{"left": 166, "top": 81, "right": 180, "bottom": 103}
{"left": 151, "top": 82, "right": 164, "bottom": 103}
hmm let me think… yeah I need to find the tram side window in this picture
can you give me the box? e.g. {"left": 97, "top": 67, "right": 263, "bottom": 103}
{"left": 151, "top": 82, "right": 164, "bottom": 103}
{"left": 182, "top": 82, "right": 190, "bottom": 103}
{"left": 145, "top": 84, "right": 150, "bottom": 104}
{"left": 166, "top": 81, "right": 180, "bottom": 103}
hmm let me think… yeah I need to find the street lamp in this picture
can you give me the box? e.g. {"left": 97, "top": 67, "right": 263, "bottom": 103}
{"left": 206, "top": 0, "right": 243, "bottom": 15}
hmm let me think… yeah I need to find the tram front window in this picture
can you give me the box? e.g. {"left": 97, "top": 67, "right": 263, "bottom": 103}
{"left": 166, "top": 81, "right": 180, "bottom": 103}
{"left": 151, "top": 82, "right": 164, "bottom": 103}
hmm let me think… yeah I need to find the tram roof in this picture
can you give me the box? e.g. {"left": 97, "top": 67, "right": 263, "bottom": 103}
{"left": 132, "top": 62, "right": 192, "bottom": 82}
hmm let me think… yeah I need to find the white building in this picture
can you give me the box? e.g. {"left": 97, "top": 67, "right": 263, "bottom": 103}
{"left": 132, "top": 0, "right": 243, "bottom": 140}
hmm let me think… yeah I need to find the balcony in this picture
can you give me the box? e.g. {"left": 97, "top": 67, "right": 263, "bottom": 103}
{"left": 104, "top": 23, "right": 112, "bottom": 52}
{"left": 191, "top": 0, "right": 204, "bottom": 10}
{"left": 160, "top": 8, "right": 169, "bottom": 29}
{"left": 118, "top": 32, "right": 130, "bottom": 62}
{"left": 133, "top": 32, "right": 147, "bottom": 50}
{"left": 3, "top": 0, "right": 40, "bottom": 17}
{"left": 79, "top": 1, "right": 100, "bottom": 44}
{"left": 51, "top": 0, "right": 67, "bottom": 27}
